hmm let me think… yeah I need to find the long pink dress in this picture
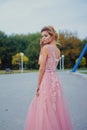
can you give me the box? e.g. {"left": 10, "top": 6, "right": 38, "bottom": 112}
{"left": 25, "top": 45, "right": 73, "bottom": 130}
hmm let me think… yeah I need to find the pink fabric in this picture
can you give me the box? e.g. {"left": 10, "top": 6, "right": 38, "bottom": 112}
{"left": 25, "top": 45, "right": 73, "bottom": 130}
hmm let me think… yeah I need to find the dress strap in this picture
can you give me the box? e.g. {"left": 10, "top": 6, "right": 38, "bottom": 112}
{"left": 47, "top": 45, "right": 54, "bottom": 55}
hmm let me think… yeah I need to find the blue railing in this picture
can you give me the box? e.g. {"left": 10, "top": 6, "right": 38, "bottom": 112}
{"left": 72, "top": 44, "right": 87, "bottom": 72}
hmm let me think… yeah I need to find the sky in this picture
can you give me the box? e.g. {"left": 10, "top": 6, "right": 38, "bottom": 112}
{"left": 0, "top": 0, "right": 87, "bottom": 39}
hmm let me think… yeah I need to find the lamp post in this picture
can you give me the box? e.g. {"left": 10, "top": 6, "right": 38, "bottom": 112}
{"left": 61, "top": 54, "right": 64, "bottom": 70}
{"left": 59, "top": 57, "right": 62, "bottom": 70}
{"left": 20, "top": 52, "right": 24, "bottom": 73}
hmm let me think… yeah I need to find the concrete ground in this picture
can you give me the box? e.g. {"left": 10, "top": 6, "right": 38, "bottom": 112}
{"left": 0, "top": 71, "right": 87, "bottom": 130}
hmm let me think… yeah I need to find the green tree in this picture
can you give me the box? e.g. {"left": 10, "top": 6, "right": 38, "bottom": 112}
{"left": 12, "top": 53, "right": 29, "bottom": 69}
{"left": 59, "top": 31, "right": 81, "bottom": 68}
{"left": 25, "top": 33, "right": 41, "bottom": 69}
{"left": 76, "top": 57, "right": 86, "bottom": 68}
{"left": 0, "top": 29, "right": 87, "bottom": 70}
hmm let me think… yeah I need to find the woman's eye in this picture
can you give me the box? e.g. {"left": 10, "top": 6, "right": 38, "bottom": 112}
{"left": 44, "top": 35, "right": 48, "bottom": 37}
{"left": 41, "top": 34, "right": 48, "bottom": 38}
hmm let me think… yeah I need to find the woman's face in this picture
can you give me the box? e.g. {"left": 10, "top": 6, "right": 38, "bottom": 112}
{"left": 41, "top": 31, "right": 53, "bottom": 45}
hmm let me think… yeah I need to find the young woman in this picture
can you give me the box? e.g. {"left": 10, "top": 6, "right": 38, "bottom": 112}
{"left": 25, "top": 26, "right": 73, "bottom": 130}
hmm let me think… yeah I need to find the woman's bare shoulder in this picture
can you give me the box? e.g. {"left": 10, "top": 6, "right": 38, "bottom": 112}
{"left": 42, "top": 44, "right": 49, "bottom": 51}
{"left": 41, "top": 45, "right": 49, "bottom": 55}
{"left": 57, "top": 48, "right": 60, "bottom": 54}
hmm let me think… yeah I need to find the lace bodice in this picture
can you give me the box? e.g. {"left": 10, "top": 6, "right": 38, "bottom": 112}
{"left": 39, "top": 45, "right": 60, "bottom": 72}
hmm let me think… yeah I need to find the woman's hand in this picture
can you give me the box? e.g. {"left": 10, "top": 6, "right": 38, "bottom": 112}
{"left": 40, "top": 39, "right": 45, "bottom": 47}
{"left": 36, "top": 87, "right": 40, "bottom": 96}
{"left": 40, "top": 38, "right": 44, "bottom": 44}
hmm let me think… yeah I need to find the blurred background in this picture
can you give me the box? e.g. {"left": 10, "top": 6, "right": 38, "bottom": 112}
{"left": 0, "top": 0, "right": 87, "bottom": 73}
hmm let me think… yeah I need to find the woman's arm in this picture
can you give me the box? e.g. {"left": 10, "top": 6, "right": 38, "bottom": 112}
{"left": 36, "top": 46, "right": 48, "bottom": 96}
{"left": 38, "top": 39, "right": 44, "bottom": 65}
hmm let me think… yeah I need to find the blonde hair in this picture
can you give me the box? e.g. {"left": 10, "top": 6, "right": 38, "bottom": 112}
{"left": 41, "top": 25, "right": 60, "bottom": 45}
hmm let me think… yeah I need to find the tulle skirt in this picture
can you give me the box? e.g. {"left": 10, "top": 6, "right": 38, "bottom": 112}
{"left": 25, "top": 71, "right": 73, "bottom": 130}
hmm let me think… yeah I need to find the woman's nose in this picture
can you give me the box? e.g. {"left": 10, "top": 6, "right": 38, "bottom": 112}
{"left": 42, "top": 37, "right": 45, "bottom": 40}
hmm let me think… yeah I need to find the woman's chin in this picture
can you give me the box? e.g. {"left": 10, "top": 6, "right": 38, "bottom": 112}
{"left": 43, "top": 42, "right": 50, "bottom": 45}
{"left": 43, "top": 42, "right": 47, "bottom": 45}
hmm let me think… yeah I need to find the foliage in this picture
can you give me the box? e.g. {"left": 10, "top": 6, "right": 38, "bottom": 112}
{"left": 12, "top": 53, "right": 29, "bottom": 69}
{"left": 59, "top": 31, "right": 86, "bottom": 68}
{"left": 0, "top": 30, "right": 87, "bottom": 70}
{"left": 25, "top": 40, "right": 40, "bottom": 69}
{"left": 76, "top": 57, "right": 86, "bottom": 67}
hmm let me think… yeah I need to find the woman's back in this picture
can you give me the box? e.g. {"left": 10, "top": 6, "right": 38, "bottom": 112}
{"left": 45, "top": 45, "right": 60, "bottom": 72}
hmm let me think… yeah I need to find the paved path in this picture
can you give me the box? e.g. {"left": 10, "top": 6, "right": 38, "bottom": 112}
{"left": 0, "top": 71, "right": 87, "bottom": 130}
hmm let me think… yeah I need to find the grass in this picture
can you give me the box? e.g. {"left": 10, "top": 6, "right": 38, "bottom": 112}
{"left": 0, "top": 69, "right": 38, "bottom": 74}
{"left": 0, "top": 68, "right": 87, "bottom": 75}
{"left": 80, "top": 72, "right": 87, "bottom": 74}
{"left": 78, "top": 68, "right": 87, "bottom": 70}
